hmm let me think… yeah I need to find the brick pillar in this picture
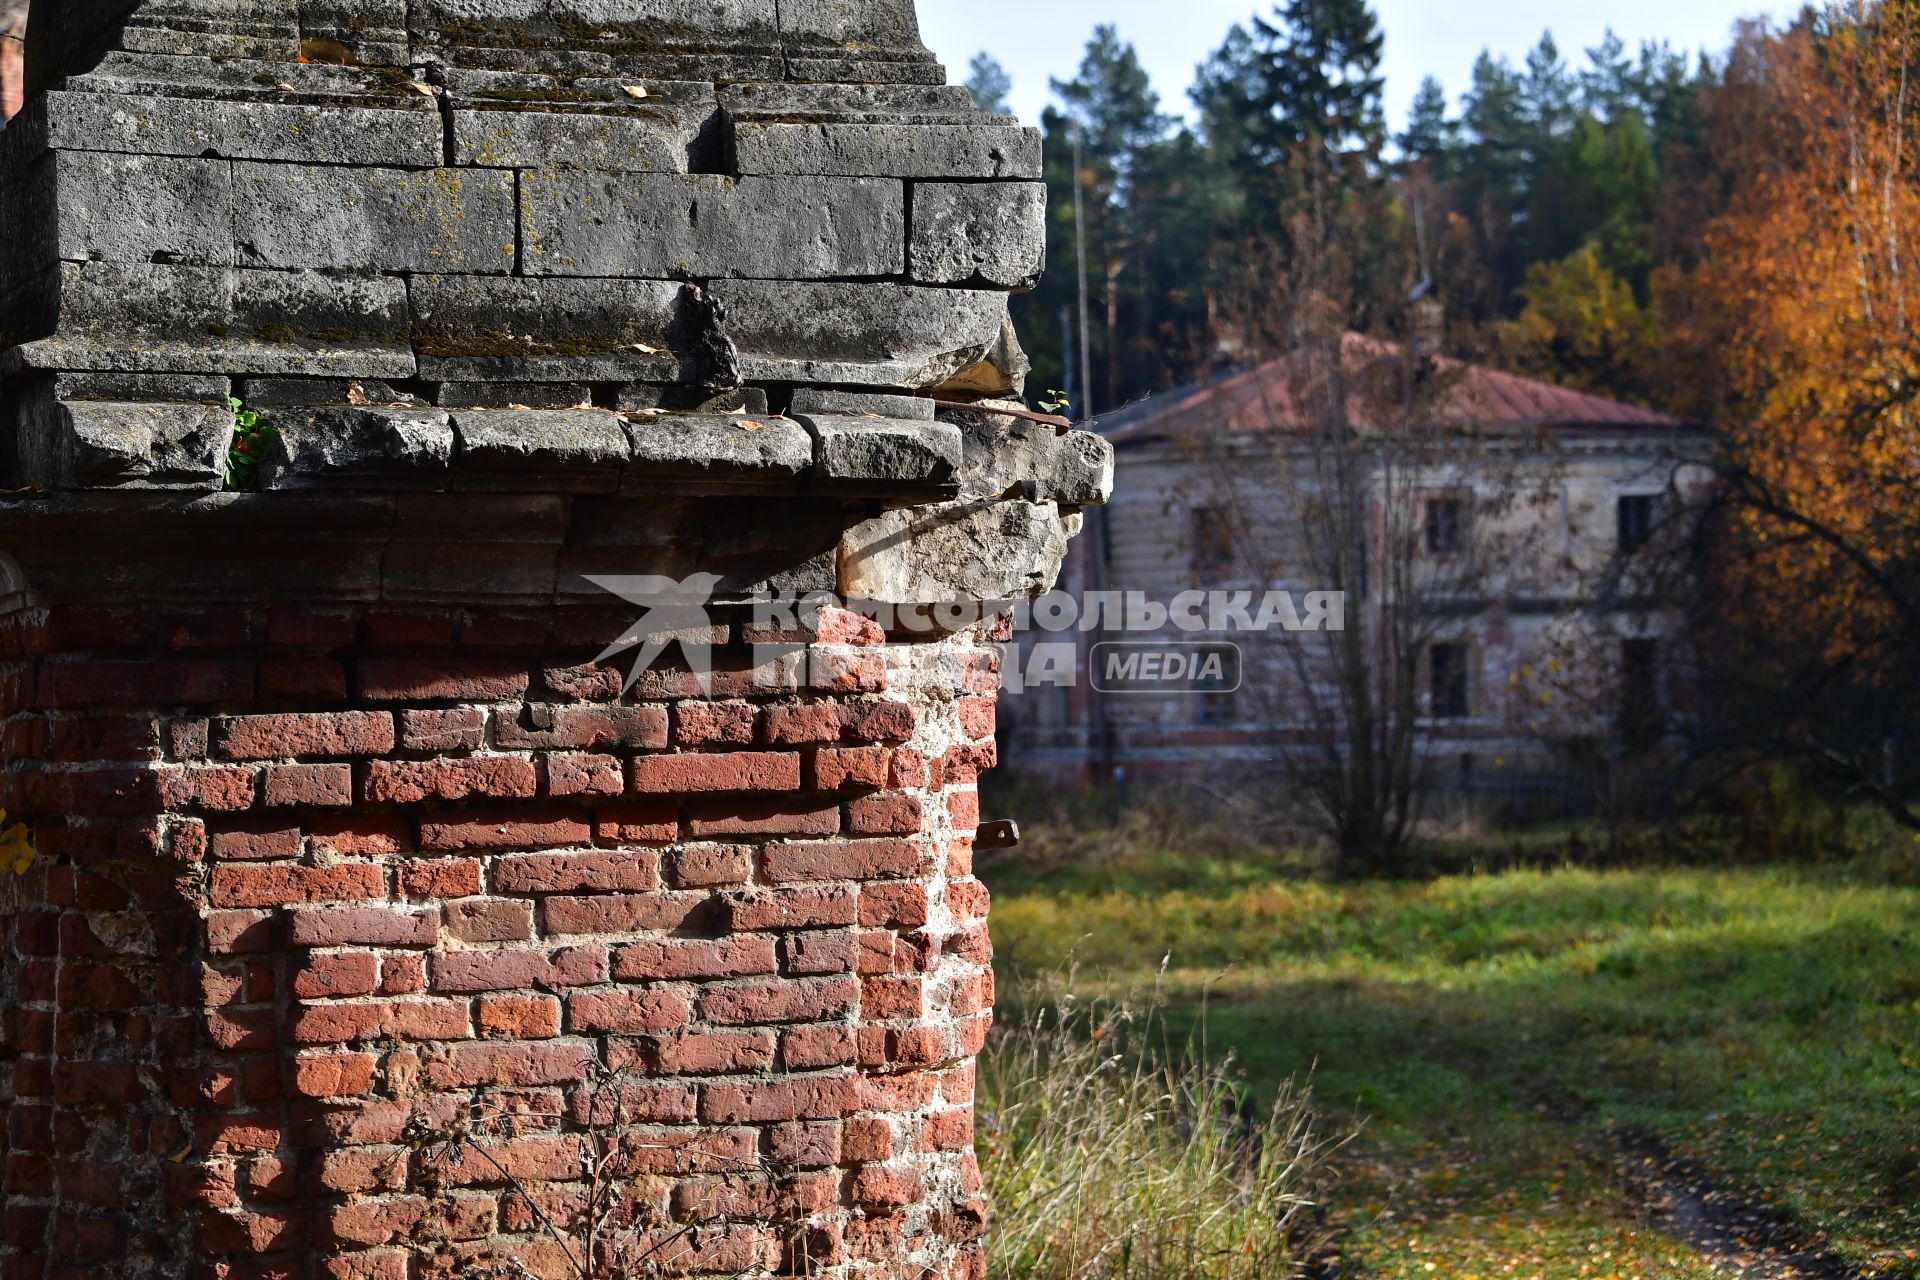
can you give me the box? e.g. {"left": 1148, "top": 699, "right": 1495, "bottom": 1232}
{"left": 0, "top": 1, "right": 1110, "bottom": 1275}
{"left": 1, "top": 586, "right": 1006, "bottom": 1278}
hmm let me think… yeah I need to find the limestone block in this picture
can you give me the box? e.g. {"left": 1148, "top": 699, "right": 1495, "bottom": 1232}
{"left": 453, "top": 409, "right": 634, "bottom": 470}
{"left": 707, "top": 281, "right": 1007, "bottom": 389}
{"left": 38, "top": 90, "right": 444, "bottom": 166}
{"left": 259, "top": 406, "right": 456, "bottom": 490}
{"left": 3, "top": 263, "right": 416, "bottom": 378}
{"left": 800, "top": 414, "right": 961, "bottom": 490}
{"left": 730, "top": 122, "right": 1041, "bottom": 179}
{"left": 909, "top": 182, "right": 1046, "bottom": 289}
{"left": 19, "top": 396, "right": 229, "bottom": 490}
{"left": 839, "top": 499, "right": 1079, "bottom": 605}
{"left": 776, "top": 0, "right": 924, "bottom": 49}
{"left": 44, "top": 152, "right": 235, "bottom": 267}
{"left": 453, "top": 107, "right": 710, "bottom": 172}
{"left": 622, "top": 412, "right": 813, "bottom": 485}
{"left": 789, "top": 388, "right": 934, "bottom": 421}
{"left": 716, "top": 82, "right": 976, "bottom": 121}
{"left": 520, "top": 172, "right": 904, "bottom": 279}
{"left": 410, "top": 275, "right": 692, "bottom": 383}
{"left": 232, "top": 165, "right": 518, "bottom": 273}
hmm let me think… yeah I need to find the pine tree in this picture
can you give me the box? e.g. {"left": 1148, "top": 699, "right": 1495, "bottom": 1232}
{"left": 1400, "top": 76, "right": 1457, "bottom": 167}
{"left": 963, "top": 51, "right": 1014, "bottom": 116}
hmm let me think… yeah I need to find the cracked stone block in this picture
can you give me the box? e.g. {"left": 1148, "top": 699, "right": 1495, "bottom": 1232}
{"left": 520, "top": 172, "right": 904, "bottom": 279}
{"left": 838, "top": 498, "right": 1079, "bottom": 605}
{"left": 716, "top": 82, "right": 976, "bottom": 120}
{"left": 259, "top": 406, "right": 456, "bottom": 490}
{"left": 956, "top": 419, "right": 1115, "bottom": 507}
{"left": 232, "top": 164, "right": 518, "bottom": 273}
{"left": 729, "top": 122, "right": 1041, "bottom": 179}
{"left": 909, "top": 182, "right": 1046, "bottom": 289}
{"left": 801, "top": 414, "right": 961, "bottom": 491}
{"left": 622, "top": 412, "right": 813, "bottom": 486}
{"left": 19, "top": 396, "right": 229, "bottom": 490}
{"left": 708, "top": 281, "right": 1007, "bottom": 389}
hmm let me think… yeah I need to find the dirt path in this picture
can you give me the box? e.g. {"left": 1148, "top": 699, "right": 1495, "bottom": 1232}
{"left": 1613, "top": 1133, "right": 1863, "bottom": 1280}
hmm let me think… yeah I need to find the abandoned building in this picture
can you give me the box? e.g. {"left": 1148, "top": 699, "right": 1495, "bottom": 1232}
{"left": 1002, "top": 340, "right": 1713, "bottom": 800}
{"left": 0, "top": 2, "right": 1109, "bottom": 1276}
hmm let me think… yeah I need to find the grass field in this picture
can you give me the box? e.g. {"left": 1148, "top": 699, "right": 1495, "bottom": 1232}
{"left": 978, "top": 809, "right": 1920, "bottom": 1279}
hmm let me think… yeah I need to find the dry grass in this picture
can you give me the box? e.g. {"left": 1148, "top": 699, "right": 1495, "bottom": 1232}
{"left": 976, "top": 977, "right": 1343, "bottom": 1280}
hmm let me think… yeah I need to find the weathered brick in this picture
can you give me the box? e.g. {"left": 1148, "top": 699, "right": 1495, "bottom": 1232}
{"left": 698, "top": 975, "right": 856, "bottom": 1026}
{"left": 634, "top": 1030, "right": 775, "bottom": 1076}
{"left": 288, "top": 906, "right": 437, "bottom": 948}
{"left": 425, "top": 1040, "right": 595, "bottom": 1088}
{"left": 812, "top": 746, "right": 891, "bottom": 791}
{"left": 430, "top": 946, "right": 607, "bottom": 994}
{"left": 420, "top": 812, "right": 592, "bottom": 852}
{"left": 673, "top": 702, "right": 758, "bottom": 746}
{"left": 494, "top": 705, "right": 669, "bottom": 750}
{"left": 208, "top": 826, "right": 302, "bottom": 861}
{"left": 762, "top": 838, "right": 920, "bottom": 883}
{"left": 861, "top": 882, "right": 931, "bottom": 929}
{"left": 215, "top": 712, "right": 395, "bottom": 760}
{"left": 594, "top": 802, "right": 680, "bottom": 844}
{"left": 687, "top": 797, "right": 841, "bottom": 839}
{"left": 541, "top": 892, "right": 708, "bottom": 936}
{"left": 444, "top": 897, "right": 536, "bottom": 943}
{"left": 476, "top": 994, "right": 562, "bottom": 1039}
{"left": 724, "top": 886, "right": 858, "bottom": 932}
{"left": 358, "top": 656, "right": 530, "bottom": 702}
{"left": 212, "top": 864, "right": 385, "bottom": 909}
{"left": 291, "top": 1054, "right": 377, "bottom": 1100}
{"left": 397, "top": 858, "right": 484, "bottom": 900}
{"left": 567, "top": 988, "right": 692, "bottom": 1033}
{"left": 291, "top": 1000, "right": 470, "bottom": 1044}
{"left": 781, "top": 1024, "right": 857, "bottom": 1070}
{"left": 363, "top": 756, "right": 537, "bottom": 804}
{"left": 495, "top": 851, "right": 660, "bottom": 894}
{"left": 397, "top": 708, "right": 486, "bottom": 752}
{"left": 699, "top": 1077, "right": 855, "bottom": 1124}
{"left": 846, "top": 792, "right": 921, "bottom": 834}
{"left": 546, "top": 752, "right": 623, "bottom": 796}
{"left": 294, "top": 953, "right": 380, "bottom": 999}
{"left": 310, "top": 815, "right": 413, "bottom": 857}
{"left": 260, "top": 763, "right": 354, "bottom": 807}
{"left": 612, "top": 937, "right": 776, "bottom": 982}
{"left": 670, "top": 843, "right": 754, "bottom": 887}
{"left": 628, "top": 752, "right": 800, "bottom": 794}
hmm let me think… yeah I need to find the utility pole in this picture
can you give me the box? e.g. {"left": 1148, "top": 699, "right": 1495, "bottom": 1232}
{"left": 1072, "top": 127, "right": 1094, "bottom": 423}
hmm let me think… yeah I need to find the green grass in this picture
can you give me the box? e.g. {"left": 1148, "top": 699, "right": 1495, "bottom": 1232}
{"left": 980, "top": 815, "right": 1920, "bottom": 1279}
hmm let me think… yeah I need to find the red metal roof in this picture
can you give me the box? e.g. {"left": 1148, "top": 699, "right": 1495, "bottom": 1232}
{"left": 1099, "top": 333, "right": 1682, "bottom": 445}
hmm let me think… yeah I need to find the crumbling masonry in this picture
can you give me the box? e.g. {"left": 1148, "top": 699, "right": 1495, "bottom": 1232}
{"left": 0, "top": 3, "right": 1110, "bottom": 1276}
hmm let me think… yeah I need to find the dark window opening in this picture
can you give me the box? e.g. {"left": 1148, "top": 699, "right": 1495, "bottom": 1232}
{"left": 1430, "top": 642, "right": 1471, "bottom": 719}
{"left": 1618, "top": 494, "right": 1657, "bottom": 554}
{"left": 1197, "top": 647, "right": 1237, "bottom": 725}
{"left": 1620, "top": 637, "right": 1661, "bottom": 746}
{"left": 1192, "top": 507, "right": 1234, "bottom": 575}
{"left": 1426, "top": 496, "right": 1465, "bottom": 556}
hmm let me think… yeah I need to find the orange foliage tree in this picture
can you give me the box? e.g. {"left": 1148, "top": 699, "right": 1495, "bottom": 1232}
{"left": 1669, "top": 1, "right": 1920, "bottom": 813}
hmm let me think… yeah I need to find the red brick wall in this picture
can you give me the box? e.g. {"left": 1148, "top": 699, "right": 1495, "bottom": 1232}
{"left": 0, "top": 600, "right": 999, "bottom": 1279}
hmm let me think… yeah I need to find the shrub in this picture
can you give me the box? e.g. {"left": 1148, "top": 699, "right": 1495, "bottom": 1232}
{"left": 977, "top": 983, "right": 1341, "bottom": 1280}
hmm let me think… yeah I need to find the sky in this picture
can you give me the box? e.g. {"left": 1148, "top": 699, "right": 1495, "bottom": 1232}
{"left": 917, "top": 0, "right": 1791, "bottom": 133}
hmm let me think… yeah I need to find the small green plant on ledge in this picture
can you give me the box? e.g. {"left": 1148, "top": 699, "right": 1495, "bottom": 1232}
{"left": 223, "top": 395, "right": 278, "bottom": 490}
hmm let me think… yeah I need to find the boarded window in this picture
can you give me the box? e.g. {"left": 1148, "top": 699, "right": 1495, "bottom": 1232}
{"left": 1430, "top": 642, "right": 1471, "bottom": 719}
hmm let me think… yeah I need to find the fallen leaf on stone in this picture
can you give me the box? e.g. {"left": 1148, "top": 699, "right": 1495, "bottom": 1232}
{"left": 629, "top": 342, "right": 661, "bottom": 354}
{"left": 571, "top": 399, "right": 593, "bottom": 410}
{"left": 507, "top": 403, "right": 532, "bottom": 411}
{"left": 275, "top": 82, "right": 297, "bottom": 92}
{"left": 346, "top": 382, "right": 371, "bottom": 406}
{"left": 738, "top": 419, "right": 765, "bottom": 431}
{"left": 406, "top": 82, "right": 437, "bottom": 96}
{"left": 622, "top": 84, "right": 648, "bottom": 99}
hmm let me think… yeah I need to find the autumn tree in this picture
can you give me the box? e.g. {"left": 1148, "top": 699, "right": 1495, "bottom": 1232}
{"left": 1669, "top": 1, "right": 1920, "bottom": 821}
